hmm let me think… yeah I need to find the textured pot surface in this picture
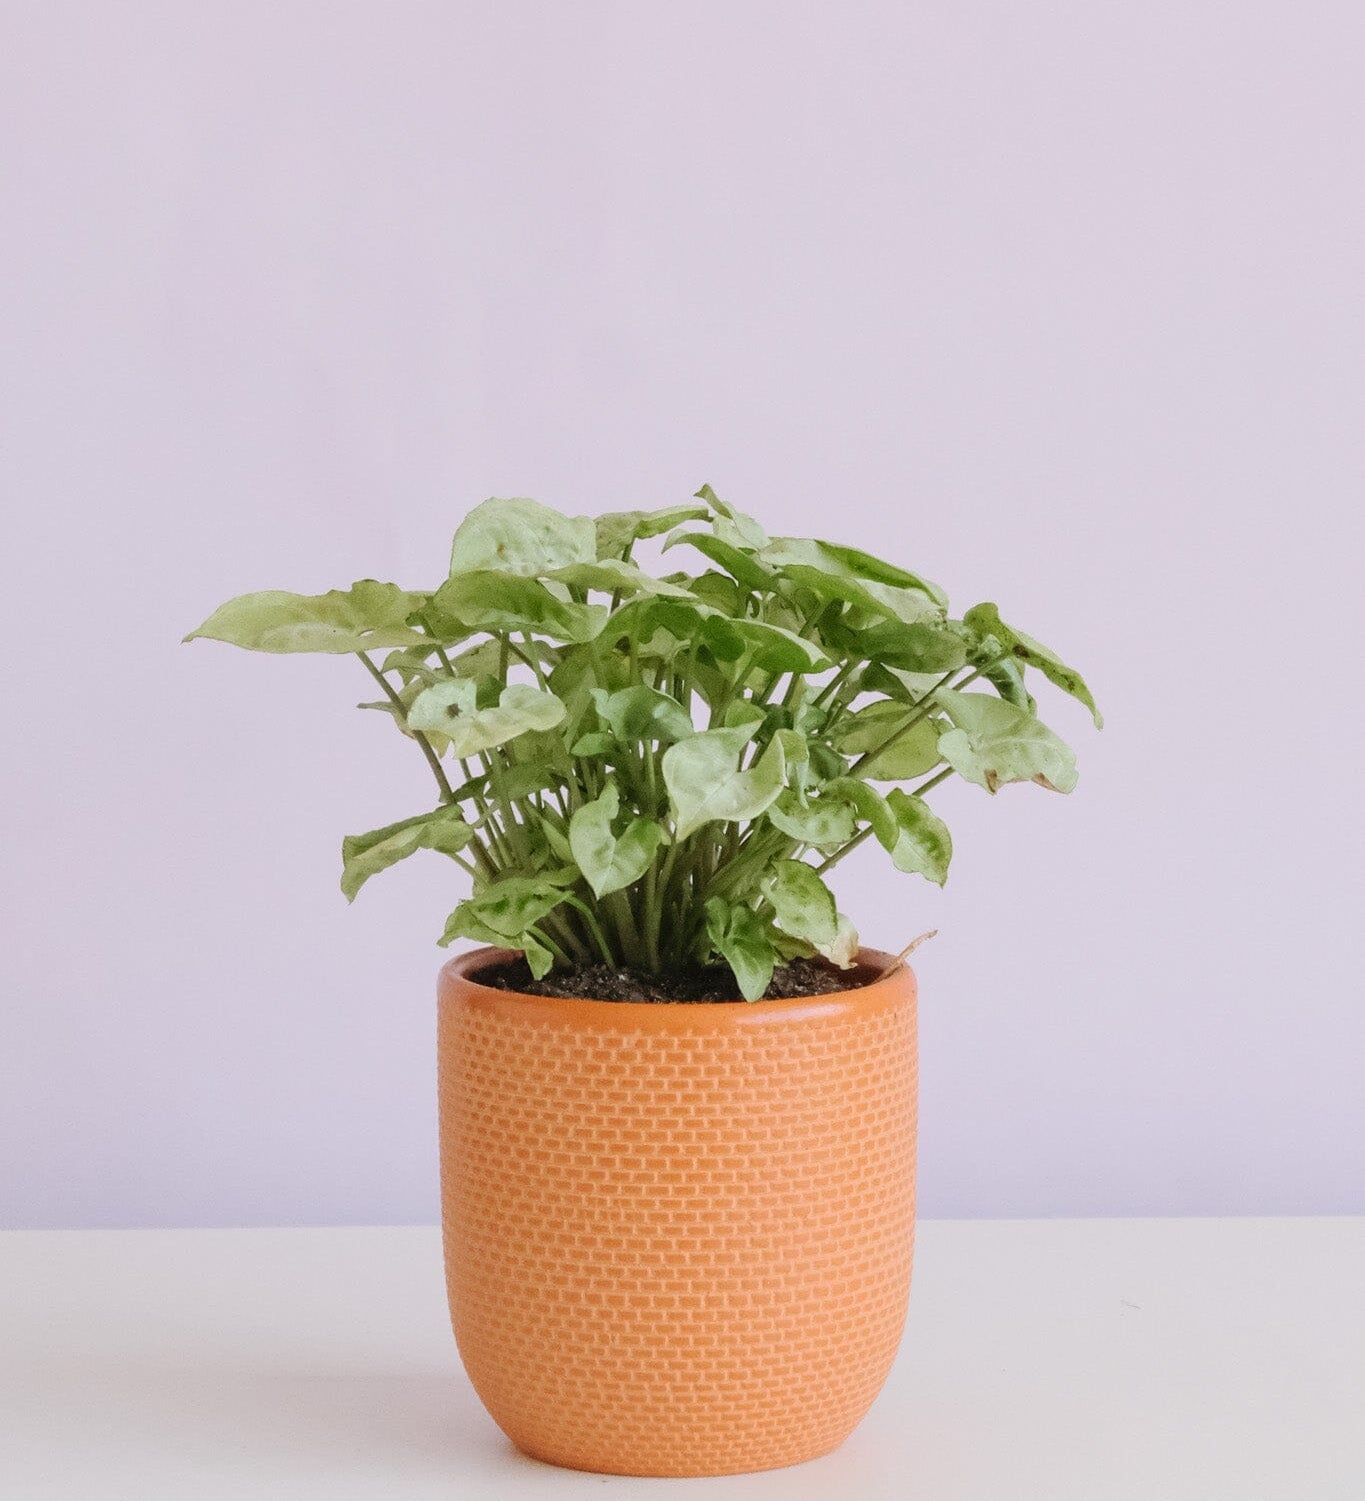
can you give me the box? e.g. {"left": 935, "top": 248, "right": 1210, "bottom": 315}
{"left": 437, "top": 946, "right": 918, "bottom": 1477}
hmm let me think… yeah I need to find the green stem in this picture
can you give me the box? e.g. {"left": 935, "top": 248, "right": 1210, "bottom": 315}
{"left": 564, "top": 896, "right": 617, "bottom": 966}
{"left": 815, "top": 825, "right": 873, "bottom": 874}
{"left": 525, "top": 924, "right": 572, "bottom": 968}
{"left": 909, "top": 765, "right": 955, "bottom": 799}
{"left": 357, "top": 653, "right": 456, "bottom": 805}
{"left": 520, "top": 634, "right": 550, "bottom": 690}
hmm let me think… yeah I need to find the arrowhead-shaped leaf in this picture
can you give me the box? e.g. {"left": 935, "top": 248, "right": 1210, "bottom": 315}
{"left": 569, "top": 785, "right": 667, "bottom": 898}
{"left": 704, "top": 897, "right": 776, "bottom": 1001}
{"left": 883, "top": 790, "right": 952, "bottom": 883}
{"left": 407, "top": 680, "right": 566, "bottom": 758}
{"left": 765, "top": 789, "right": 858, "bottom": 848}
{"left": 448, "top": 497, "right": 595, "bottom": 577}
{"left": 340, "top": 807, "right": 474, "bottom": 901}
{"left": 964, "top": 603, "right": 1101, "bottom": 727}
{"left": 438, "top": 899, "right": 557, "bottom": 979}
{"left": 591, "top": 686, "right": 694, "bottom": 744}
{"left": 184, "top": 580, "right": 431, "bottom": 654}
{"left": 549, "top": 559, "right": 696, "bottom": 598}
{"left": 663, "top": 729, "right": 786, "bottom": 840}
{"left": 594, "top": 504, "right": 710, "bottom": 558}
{"left": 763, "top": 860, "right": 839, "bottom": 947}
{"left": 937, "top": 689, "right": 1079, "bottom": 794}
{"left": 432, "top": 572, "right": 607, "bottom": 643}
{"left": 834, "top": 700, "right": 943, "bottom": 779}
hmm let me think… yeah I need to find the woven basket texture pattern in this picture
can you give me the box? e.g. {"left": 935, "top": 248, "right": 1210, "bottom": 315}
{"left": 438, "top": 957, "right": 917, "bottom": 1477}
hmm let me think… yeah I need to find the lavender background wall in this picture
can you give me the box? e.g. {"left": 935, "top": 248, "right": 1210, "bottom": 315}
{"left": 3, "top": 3, "right": 1361, "bottom": 1229}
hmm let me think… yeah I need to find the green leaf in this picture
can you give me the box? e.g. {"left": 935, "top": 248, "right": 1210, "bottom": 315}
{"left": 568, "top": 785, "right": 667, "bottom": 898}
{"left": 379, "top": 645, "right": 440, "bottom": 684}
{"left": 340, "top": 807, "right": 474, "bottom": 901}
{"left": 863, "top": 663, "right": 951, "bottom": 703}
{"left": 726, "top": 619, "right": 831, "bottom": 674}
{"left": 776, "top": 562, "right": 943, "bottom": 627}
{"left": 663, "top": 530, "right": 777, "bottom": 591}
{"left": 974, "top": 641, "right": 1036, "bottom": 711}
{"left": 695, "top": 484, "right": 770, "bottom": 550}
{"left": 704, "top": 897, "right": 776, "bottom": 1001}
{"left": 833, "top": 701, "right": 943, "bottom": 779}
{"left": 184, "top": 580, "right": 431, "bottom": 654}
{"left": 461, "top": 869, "right": 579, "bottom": 938}
{"left": 811, "top": 540, "right": 949, "bottom": 608}
{"left": 407, "top": 680, "right": 566, "bottom": 757}
{"left": 883, "top": 790, "right": 952, "bottom": 883}
{"left": 548, "top": 559, "right": 696, "bottom": 598}
{"left": 438, "top": 901, "right": 556, "bottom": 979}
{"left": 964, "top": 603, "right": 1102, "bottom": 727}
{"left": 448, "top": 497, "right": 595, "bottom": 577}
{"left": 817, "top": 912, "right": 860, "bottom": 968}
{"left": 763, "top": 860, "right": 839, "bottom": 947}
{"left": 569, "top": 731, "right": 615, "bottom": 757}
{"left": 687, "top": 571, "right": 746, "bottom": 617}
{"left": 432, "top": 572, "right": 607, "bottom": 643}
{"left": 937, "top": 689, "right": 1079, "bottom": 794}
{"left": 448, "top": 636, "right": 555, "bottom": 682}
{"left": 605, "top": 595, "right": 714, "bottom": 652}
{"left": 765, "top": 790, "right": 858, "bottom": 848}
{"left": 591, "top": 685, "right": 694, "bottom": 744}
{"left": 662, "top": 729, "right": 786, "bottom": 840}
{"left": 826, "top": 618, "right": 967, "bottom": 673}
{"left": 824, "top": 777, "right": 898, "bottom": 849}
{"left": 594, "top": 504, "right": 709, "bottom": 558}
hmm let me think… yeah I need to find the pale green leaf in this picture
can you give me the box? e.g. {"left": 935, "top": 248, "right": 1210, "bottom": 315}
{"left": 964, "top": 602, "right": 1102, "bottom": 727}
{"left": 432, "top": 572, "right": 607, "bottom": 643}
{"left": 594, "top": 504, "right": 709, "bottom": 558}
{"left": 763, "top": 860, "right": 839, "bottom": 947}
{"left": 823, "top": 777, "right": 898, "bottom": 849}
{"left": 408, "top": 680, "right": 566, "bottom": 758}
{"left": 776, "top": 562, "right": 943, "bottom": 627}
{"left": 695, "top": 484, "right": 770, "bottom": 550}
{"left": 448, "top": 497, "right": 595, "bottom": 577}
{"left": 340, "top": 807, "right": 474, "bottom": 901}
{"left": 816, "top": 912, "right": 860, "bottom": 968}
{"left": 184, "top": 580, "right": 430, "bottom": 654}
{"left": 662, "top": 530, "right": 777, "bottom": 591}
{"left": 438, "top": 901, "right": 556, "bottom": 978}
{"left": 568, "top": 786, "right": 666, "bottom": 898}
{"left": 591, "top": 685, "right": 694, "bottom": 744}
{"left": 765, "top": 789, "right": 858, "bottom": 848}
{"left": 549, "top": 559, "right": 696, "bottom": 598}
{"left": 812, "top": 540, "right": 949, "bottom": 608}
{"left": 569, "top": 731, "right": 615, "bottom": 757}
{"left": 883, "top": 790, "right": 952, "bottom": 883}
{"left": 460, "top": 869, "right": 578, "bottom": 938}
{"left": 937, "top": 689, "right": 1079, "bottom": 794}
{"left": 704, "top": 897, "right": 776, "bottom": 1001}
{"left": 727, "top": 618, "right": 831, "bottom": 674}
{"left": 833, "top": 701, "right": 943, "bottom": 779}
{"left": 662, "top": 729, "right": 786, "bottom": 840}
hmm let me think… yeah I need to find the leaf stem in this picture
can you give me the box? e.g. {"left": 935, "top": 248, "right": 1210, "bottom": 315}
{"left": 357, "top": 653, "right": 456, "bottom": 805}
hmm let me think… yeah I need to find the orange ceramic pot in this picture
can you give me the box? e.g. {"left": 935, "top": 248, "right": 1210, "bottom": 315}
{"left": 436, "top": 946, "right": 918, "bottom": 1477}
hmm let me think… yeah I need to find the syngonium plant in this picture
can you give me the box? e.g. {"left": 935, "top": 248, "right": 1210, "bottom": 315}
{"left": 186, "top": 488, "right": 1100, "bottom": 999}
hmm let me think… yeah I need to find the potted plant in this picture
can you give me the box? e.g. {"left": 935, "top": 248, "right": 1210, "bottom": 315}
{"left": 186, "top": 487, "right": 1099, "bottom": 1477}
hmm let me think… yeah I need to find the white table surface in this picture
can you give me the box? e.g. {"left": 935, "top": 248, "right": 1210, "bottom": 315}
{"left": 1, "top": 1218, "right": 1361, "bottom": 1499}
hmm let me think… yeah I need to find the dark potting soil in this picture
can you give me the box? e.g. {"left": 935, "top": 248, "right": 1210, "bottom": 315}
{"left": 473, "top": 955, "right": 875, "bottom": 1003}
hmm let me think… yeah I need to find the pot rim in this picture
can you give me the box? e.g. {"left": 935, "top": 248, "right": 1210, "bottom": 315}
{"left": 439, "top": 944, "right": 915, "bottom": 1030}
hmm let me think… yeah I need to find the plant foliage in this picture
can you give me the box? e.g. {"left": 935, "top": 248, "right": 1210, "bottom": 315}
{"left": 186, "top": 488, "right": 1099, "bottom": 998}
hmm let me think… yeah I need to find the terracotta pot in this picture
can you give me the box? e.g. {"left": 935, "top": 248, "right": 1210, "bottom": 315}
{"left": 436, "top": 945, "right": 918, "bottom": 1477}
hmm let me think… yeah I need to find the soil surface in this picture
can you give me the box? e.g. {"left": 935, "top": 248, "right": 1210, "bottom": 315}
{"left": 473, "top": 955, "right": 876, "bottom": 1003}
